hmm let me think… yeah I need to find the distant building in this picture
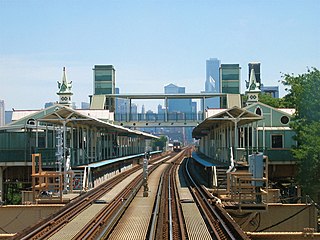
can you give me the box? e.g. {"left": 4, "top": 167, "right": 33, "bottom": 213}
{"left": 205, "top": 58, "right": 221, "bottom": 109}
{"left": 206, "top": 58, "right": 221, "bottom": 92}
{"left": 131, "top": 103, "right": 138, "bottom": 121}
{"left": 191, "top": 102, "right": 197, "bottom": 116}
{"left": 0, "top": 100, "right": 4, "bottom": 126}
{"left": 158, "top": 104, "right": 165, "bottom": 114}
{"left": 115, "top": 88, "right": 129, "bottom": 115}
{"left": 164, "top": 84, "right": 192, "bottom": 114}
{"left": 141, "top": 104, "right": 145, "bottom": 114}
{"left": 164, "top": 83, "right": 193, "bottom": 144}
{"left": 5, "top": 111, "right": 13, "bottom": 125}
{"left": 81, "top": 102, "right": 90, "bottom": 109}
{"left": 44, "top": 102, "right": 55, "bottom": 108}
{"left": 93, "top": 65, "right": 115, "bottom": 95}
{"left": 91, "top": 65, "right": 116, "bottom": 111}
{"left": 248, "top": 62, "right": 261, "bottom": 86}
{"left": 261, "top": 84, "right": 279, "bottom": 98}
{"left": 220, "top": 64, "right": 241, "bottom": 94}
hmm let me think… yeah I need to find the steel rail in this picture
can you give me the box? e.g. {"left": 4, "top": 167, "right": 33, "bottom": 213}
{"left": 147, "top": 170, "right": 165, "bottom": 240}
{"left": 148, "top": 150, "right": 188, "bottom": 240}
{"left": 184, "top": 157, "right": 249, "bottom": 240}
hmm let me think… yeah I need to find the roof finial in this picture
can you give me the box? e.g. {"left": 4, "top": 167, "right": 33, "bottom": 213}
{"left": 245, "top": 68, "right": 261, "bottom": 106}
{"left": 57, "top": 67, "right": 73, "bottom": 107}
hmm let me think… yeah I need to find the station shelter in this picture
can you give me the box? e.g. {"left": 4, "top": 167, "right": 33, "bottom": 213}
{"left": 193, "top": 67, "right": 297, "bottom": 181}
{"left": 192, "top": 69, "right": 297, "bottom": 210}
{"left": 0, "top": 104, "right": 157, "bottom": 203}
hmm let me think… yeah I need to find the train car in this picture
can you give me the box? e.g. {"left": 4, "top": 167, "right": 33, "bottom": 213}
{"left": 172, "top": 141, "right": 182, "bottom": 152}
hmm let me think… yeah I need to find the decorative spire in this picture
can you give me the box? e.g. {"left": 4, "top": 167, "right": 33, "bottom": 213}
{"left": 246, "top": 68, "right": 261, "bottom": 105}
{"left": 57, "top": 67, "right": 73, "bottom": 106}
{"left": 248, "top": 68, "right": 260, "bottom": 91}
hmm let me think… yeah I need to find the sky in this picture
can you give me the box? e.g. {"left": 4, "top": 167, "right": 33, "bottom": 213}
{"left": 0, "top": 0, "right": 319, "bottom": 111}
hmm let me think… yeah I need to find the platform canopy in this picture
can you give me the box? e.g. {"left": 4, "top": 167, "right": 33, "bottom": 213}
{"left": 192, "top": 106, "right": 262, "bottom": 139}
{"left": 4, "top": 104, "right": 157, "bottom": 139}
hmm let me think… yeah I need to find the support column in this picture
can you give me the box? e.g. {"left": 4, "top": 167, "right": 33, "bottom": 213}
{"left": 234, "top": 119, "right": 238, "bottom": 161}
{"left": 0, "top": 167, "right": 3, "bottom": 203}
{"left": 45, "top": 124, "right": 48, "bottom": 148}
{"left": 202, "top": 97, "right": 206, "bottom": 120}
{"left": 165, "top": 97, "right": 168, "bottom": 122}
{"left": 90, "top": 128, "right": 94, "bottom": 162}
{"left": 35, "top": 120, "right": 39, "bottom": 148}
{"left": 63, "top": 121, "right": 67, "bottom": 193}
{"left": 76, "top": 125, "right": 80, "bottom": 165}
{"left": 86, "top": 127, "right": 89, "bottom": 163}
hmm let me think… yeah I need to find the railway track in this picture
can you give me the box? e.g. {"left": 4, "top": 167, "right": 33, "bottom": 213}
{"left": 184, "top": 157, "right": 249, "bottom": 240}
{"left": 67, "top": 152, "right": 181, "bottom": 239}
{"left": 13, "top": 150, "right": 250, "bottom": 240}
{"left": 147, "top": 149, "right": 188, "bottom": 240}
{"left": 11, "top": 153, "right": 171, "bottom": 240}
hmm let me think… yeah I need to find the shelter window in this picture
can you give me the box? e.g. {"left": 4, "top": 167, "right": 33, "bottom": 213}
{"left": 271, "top": 135, "right": 283, "bottom": 148}
{"left": 280, "top": 116, "right": 289, "bottom": 124}
{"left": 255, "top": 107, "right": 262, "bottom": 116}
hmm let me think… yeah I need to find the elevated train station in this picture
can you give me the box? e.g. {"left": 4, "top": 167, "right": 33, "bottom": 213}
{"left": 0, "top": 68, "right": 159, "bottom": 204}
{"left": 0, "top": 67, "right": 318, "bottom": 237}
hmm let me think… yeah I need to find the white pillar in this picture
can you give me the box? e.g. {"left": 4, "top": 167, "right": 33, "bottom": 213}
{"left": 0, "top": 167, "right": 3, "bottom": 202}
{"left": 35, "top": 120, "right": 39, "bottom": 148}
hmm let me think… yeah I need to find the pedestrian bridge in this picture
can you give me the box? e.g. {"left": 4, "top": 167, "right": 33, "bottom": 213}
{"left": 90, "top": 93, "right": 242, "bottom": 128}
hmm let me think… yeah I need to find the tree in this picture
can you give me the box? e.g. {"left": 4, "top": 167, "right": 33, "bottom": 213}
{"left": 151, "top": 135, "right": 168, "bottom": 151}
{"left": 281, "top": 68, "right": 320, "bottom": 202}
{"left": 258, "top": 93, "right": 285, "bottom": 108}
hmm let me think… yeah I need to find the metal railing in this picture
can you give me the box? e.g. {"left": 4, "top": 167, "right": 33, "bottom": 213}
{"left": 115, "top": 112, "right": 204, "bottom": 122}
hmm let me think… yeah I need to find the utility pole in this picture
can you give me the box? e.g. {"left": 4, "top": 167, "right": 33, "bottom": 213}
{"left": 143, "top": 151, "right": 150, "bottom": 197}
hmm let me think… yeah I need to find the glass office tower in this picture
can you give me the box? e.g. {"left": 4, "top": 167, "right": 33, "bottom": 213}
{"left": 220, "top": 64, "right": 241, "bottom": 94}
{"left": 206, "top": 58, "right": 220, "bottom": 92}
{"left": 205, "top": 58, "right": 221, "bottom": 109}
{"left": 93, "top": 65, "right": 115, "bottom": 95}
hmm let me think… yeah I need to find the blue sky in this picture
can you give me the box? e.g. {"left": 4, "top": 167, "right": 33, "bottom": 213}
{"left": 0, "top": 0, "right": 319, "bottom": 111}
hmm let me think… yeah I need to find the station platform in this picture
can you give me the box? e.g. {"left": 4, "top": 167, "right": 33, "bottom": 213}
{"left": 48, "top": 169, "right": 143, "bottom": 240}
{"left": 176, "top": 162, "right": 212, "bottom": 240}
{"left": 80, "top": 150, "right": 162, "bottom": 169}
{"left": 108, "top": 161, "right": 168, "bottom": 239}
{"left": 108, "top": 156, "right": 212, "bottom": 240}
{"left": 192, "top": 151, "right": 228, "bottom": 167}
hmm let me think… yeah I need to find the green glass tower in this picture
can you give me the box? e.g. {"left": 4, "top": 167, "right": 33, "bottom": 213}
{"left": 220, "top": 64, "right": 241, "bottom": 94}
{"left": 93, "top": 65, "right": 115, "bottom": 95}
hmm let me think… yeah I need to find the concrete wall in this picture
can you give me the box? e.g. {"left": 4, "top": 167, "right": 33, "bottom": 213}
{"left": 230, "top": 203, "right": 318, "bottom": 232}
{"left": 0, "top": 205, "right": 62, "bottom": 234}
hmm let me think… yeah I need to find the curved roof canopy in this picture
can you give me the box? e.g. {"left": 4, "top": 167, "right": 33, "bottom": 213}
{"left": 192, "top": 106, "right": 262, "bottom": 139}
{"left": 4, "top": 104, "right": 157, "bottom": 139}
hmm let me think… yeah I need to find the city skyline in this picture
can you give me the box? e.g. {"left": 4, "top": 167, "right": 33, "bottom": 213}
{"left": 0, "top": 0, "right": 319, "bottom": 111}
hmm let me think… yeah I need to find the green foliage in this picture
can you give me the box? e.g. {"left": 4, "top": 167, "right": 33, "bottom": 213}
{"left": 281, "top": 68, "right": 320, "bottom": 201}
{"left": 258, "top": 93, "right": 284, "bottom": 108}
{"left": 281, "top": 67, "right": 320, "bottom": 122}
{"left": 151, "top": 135, "right": 168, "bottom": 151}
{"left": 292, "top": 122, "right": 320, "bottom": 198}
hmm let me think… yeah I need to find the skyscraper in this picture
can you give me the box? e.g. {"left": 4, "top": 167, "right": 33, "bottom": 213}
{"left": 204, "top": 58, "right": 221, "bottom": 109}
{"left": 206, "top": 58, "right": 221, "bottom": 92}
{"left": 164, "top": 84, "right": 192, "bottom": 113}
{"left": 0, "top": 100, "right": 5, "bottom": 126}
{"left": 248, "top": 62, "right": 261, "bottom": 87}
